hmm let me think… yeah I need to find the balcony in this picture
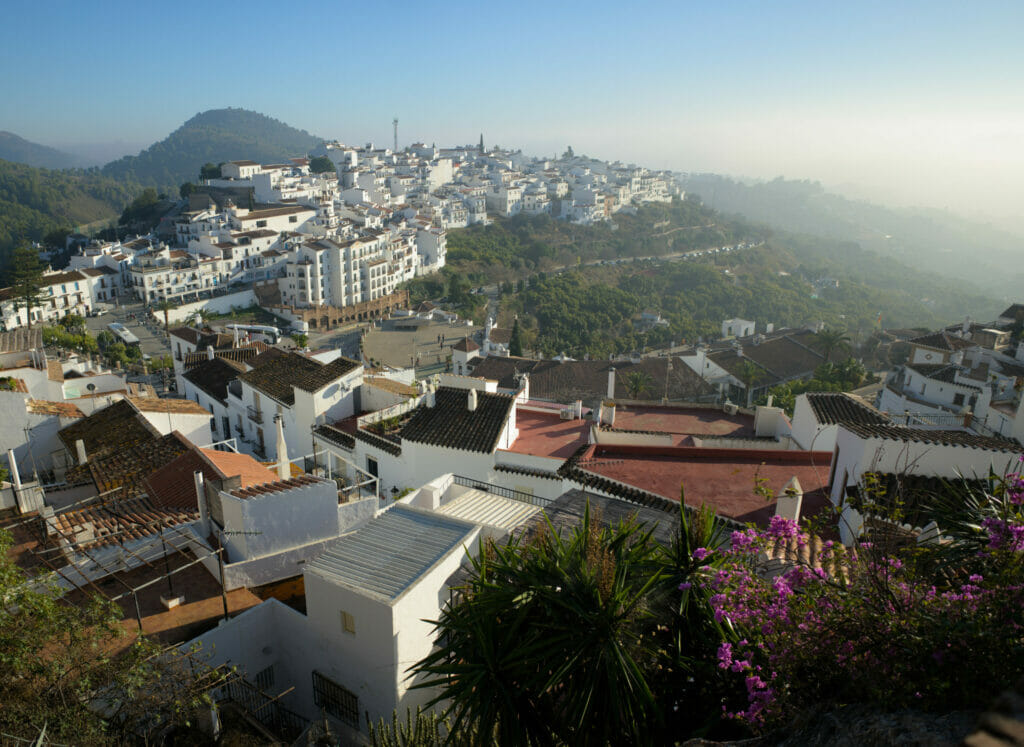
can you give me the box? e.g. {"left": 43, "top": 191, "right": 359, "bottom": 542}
{"left": 247, "top": 405, "right": 264, "bottom": 424}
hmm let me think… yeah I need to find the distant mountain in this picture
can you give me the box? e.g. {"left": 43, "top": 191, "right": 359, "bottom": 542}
{"left": 0, "top": 131, "right": 81, "bottom": 169}
{"left": 680, "top": 174, "right": 1024, "bottom": 299}
{"left": 102, "top": 108, "right": 322, "bottom": 188}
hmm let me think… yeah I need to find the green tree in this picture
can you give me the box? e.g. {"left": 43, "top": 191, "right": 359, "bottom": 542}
{"left": 813, "top": 327, "right": 852, "bottom": 363}
{"left": 199, "top": 162, "right": 221, "bottom": 180}
{"left": 8, "top": 244, "right": 45, "bottom": 328}
{"left": 508, "top": 318, "right": 523, "bottom": 357}
{"left": 623, "top": 369, "right": 653, "bottom": 399}
{"left": 155, "top": 298, "right": 177, "bottom": 337}
{"left": 0, "top": 528, "right": 225, "bottom": 744}
{"left": 309, "top": 155, "right": 335, "bottom": 174}
{"left": 291, "top": 332, "right": 309, "bottom": 348}
{"left": 179, "top": 181, "right": 197, "bottom": 198}
{"left": 737, "top": 359, "right": 765, "bottom": 407}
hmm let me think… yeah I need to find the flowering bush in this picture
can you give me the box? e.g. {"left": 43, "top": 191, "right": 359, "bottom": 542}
{"left": 686, "top": 471, "right": 1024, "bottom": 731}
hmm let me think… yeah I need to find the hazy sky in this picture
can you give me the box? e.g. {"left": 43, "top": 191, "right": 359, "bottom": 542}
{"left": 3, "top": 0, "right": 1023, "bottom": 217}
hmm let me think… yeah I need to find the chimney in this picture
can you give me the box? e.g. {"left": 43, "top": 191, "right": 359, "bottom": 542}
{"left": 426, "top": 383, "right": 436, "bottom": 408}
{"left": 607, "top": 367, "right": 616, "bottom": 400}
{"left": 206, "top": 345, "right": 215, "bottom": 360}
{"left": 75, "top": 439, "right": 88, "bottom": 464}
{"left": 962, "top": 316, "right": 971, "bottom": 336}
{"left": 468, "top": 388, "right": 478, "bottom": 412}
{"left": 193, "top": 470, "right": 207, "bottom": 524}
{"left": 775, "top": 476, "right": 803, "bottom": 523}
{"left": 6, "top": 450, "right": 21, "bottom": 490}
{"left": 274, "top": 415, "right": 289, "bottom": 480}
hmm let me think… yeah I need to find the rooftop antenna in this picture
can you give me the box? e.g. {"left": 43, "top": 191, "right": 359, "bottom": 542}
{"left": 393, "top": 117, "right": 399, "bottom": 153}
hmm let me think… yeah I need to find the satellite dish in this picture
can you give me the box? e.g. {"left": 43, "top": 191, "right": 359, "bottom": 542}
{"left": 86, "top": 383, "right": 96, "bottom": 393}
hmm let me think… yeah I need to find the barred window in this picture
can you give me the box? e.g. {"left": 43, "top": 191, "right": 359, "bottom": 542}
{"left": 312, "top": 671, "right": 358, "bottom": 727}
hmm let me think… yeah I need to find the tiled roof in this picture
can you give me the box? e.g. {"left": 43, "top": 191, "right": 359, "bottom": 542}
{"left": 710, "top": 334, "right": 824, "bottom": 384}
{"left": 844, "top": 472, "right": 988, "bottom": 527}
{"left": 53, "top": 494, "right": 197, "bottom": 550}
{"left": 183, "top": 357, "right": 248, "bottom": 404}
{"left": 237, "top": 205, "right": 313, "bottom": 221}
{"left": 57, "top": 399, "right": 157, "bottom": 457}
{"left": 306, "top": 504, "right": 476, "bottom": 602}
{"left": 909, "top": 330, "right": 975, "bottom": 353}
{"left": 229, "top": 474, "right": 322, "bottom": 499}
{"left": 0, "top": 328, "right": 42, "bottom": 354}
{"left": 126, "top": 396, "right": 210, "bottom": 416}
{"left": 400, "top": 387, "right": 515, "bottom": 453}
{"left": 201, "top": 448, "right": 279, "bottom": 486}
{"left": 452, "top": 337, "right": 479, "bottom": 352}
{"left": 182, "top": 342, "right": 270, "bottom": 371}
{"left": 27, "top": 399, "right": 84, "bottom": 418}
{"left": 805, "top": 393, "right": 889, "bottom": 426}
{"left": 314, "top": 423, "right": 356, "bottom": 450}
{"left": 238, "top": 352, "right": 359, "bottom": 405}
{"left": 66, "top": 431, "right": 193, "bottom": 499}
{"left": 246, "top": 346, "right": 288, "bottom": 369}
{"left": 998, "top": 304, "right": 1024, "bottom": 321}
{"left": 841, "top": 423, "right": 1022, "bottom": 453}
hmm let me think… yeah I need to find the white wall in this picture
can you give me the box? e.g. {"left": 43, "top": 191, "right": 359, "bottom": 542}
{"left": 165, "top": 290, "right": 258, "bottom": 324}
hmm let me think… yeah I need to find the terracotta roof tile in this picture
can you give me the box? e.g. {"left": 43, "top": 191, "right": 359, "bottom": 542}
{"left": 806, "top": 393, "right": 889, "bottom": 426}
{"left": 238, "top": 352, "right": 359, "bottom": 405}
{"left": 841, "top": 422, "right": 1022, "bottom": 453}
{"left": 0, "top": 328, "right": 42, "bottom": 354}
{"left": 27, "top": 399, "right": 84, "bottom": 418}
{"left": 126, "top": 396, "right": 210, "bottom": 416}
{"left": 182, "top": 357, "right": 248, "bottom": 403}
{"left": 229, "top": 474, "right": 322, "bottom": 499}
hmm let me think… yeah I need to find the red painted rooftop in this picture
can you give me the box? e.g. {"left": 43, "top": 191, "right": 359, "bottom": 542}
{"left": 610, "top": 404, "right": 755, "bottom": 440}
{"left": 506, "top": 407, "right": 591, "bottom": 459}
{"left": 578, "top": 443, "right": 834, "bottom": 526}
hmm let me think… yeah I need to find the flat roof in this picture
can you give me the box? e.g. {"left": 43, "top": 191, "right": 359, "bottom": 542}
{"left": 610, "top": 404, "right": 755, "bottom": 440}
{"left": 305, "top": 504, "right": 475, "bottom": 602}
{"left": 576, "top": 445, "right": 833, "bottom": 526}
{"left": 506, "top": 408, "right": 590, "bottom": 459}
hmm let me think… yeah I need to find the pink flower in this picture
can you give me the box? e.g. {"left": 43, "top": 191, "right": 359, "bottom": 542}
{"left": 693, "top": 547, "right": 710, "bottom": 561}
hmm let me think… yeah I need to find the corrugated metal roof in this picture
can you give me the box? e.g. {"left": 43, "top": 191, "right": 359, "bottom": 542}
{"left": 305, "top": 505, "right": 475, "bottom": 602}
{"left": 436, "top": 488, "right": 541, "bottom": 531}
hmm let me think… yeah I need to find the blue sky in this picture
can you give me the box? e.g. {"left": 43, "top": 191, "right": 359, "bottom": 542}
{"left": 2, "top": 0, "right": 1023, "bottom": 215}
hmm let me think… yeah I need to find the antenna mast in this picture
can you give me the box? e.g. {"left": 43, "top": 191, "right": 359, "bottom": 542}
{"left": 393, "top": 117, "right": 399, "bottom": 152}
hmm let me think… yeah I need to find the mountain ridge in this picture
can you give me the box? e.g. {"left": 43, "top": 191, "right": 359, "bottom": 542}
{"left": 101, "top": 108, "right": 323, "bottom": 189}
{"left": 0, "top": 131, "right": 82, "bottom": 170}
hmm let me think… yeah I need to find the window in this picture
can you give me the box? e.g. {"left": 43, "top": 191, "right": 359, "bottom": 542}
{"left": 340, "top": 610, "right": 355, "bottom": 635}
{"left": 289, "top": 216, "right": 298, "bottom": 223}
{"left": 366, "top": 456, "right": 378, "bottom": 478}
{"left": 312, "top": 671, "right": 358, "bottom": 727}
{"left": 953, "top": 393, "right": 965, "bottom": 406}
{"left": 256, "top": 220, "right": 267, "bottom": 228}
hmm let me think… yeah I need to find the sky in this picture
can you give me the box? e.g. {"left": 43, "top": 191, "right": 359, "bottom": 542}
{"left": 2, "top": 0, "right": 1023, "bottom": 218}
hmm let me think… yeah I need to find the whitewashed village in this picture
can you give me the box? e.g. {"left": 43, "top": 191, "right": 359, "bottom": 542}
{"left": 2, "top": 138, "right": 1023, "bottom": 743}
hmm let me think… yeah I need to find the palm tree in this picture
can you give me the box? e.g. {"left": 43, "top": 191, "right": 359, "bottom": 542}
{"left": 415, "top": 504, "right": 669, "bottom": 745}
{"left": 737, "top": 359, "right": 765, "bottom": 407}
{"left": 814, "top": 327, "right": 852, "bottom": 363}
{"left": 155, "top": 299, "right": 177, "bottom": 338}
{"left": 623, "top": 370, "right": 653, "bottom": 400}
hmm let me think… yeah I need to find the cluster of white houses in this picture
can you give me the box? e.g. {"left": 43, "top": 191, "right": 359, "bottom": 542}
{"left": 0, "top": 298, "right": 1021, "bottom": 739}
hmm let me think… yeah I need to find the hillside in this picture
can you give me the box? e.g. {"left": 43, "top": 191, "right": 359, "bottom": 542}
{"left": 681, "top": 174, "right": 1024, "bottom": 297}
{"left": 0, "top": 131, "right": 80, "bottom": 169}
{"left": 414, "top": 208, "right": 1000, "bottom": 359}
{"left": 101, "top": 108, "right": 322, "bottom": 189}
{"left": 0, "top": 159, "right": 138, "bottom": 272}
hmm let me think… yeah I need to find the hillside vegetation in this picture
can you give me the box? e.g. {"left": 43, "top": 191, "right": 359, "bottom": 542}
{"left": 682, "top": 174, "right": 1024, "bottom": 297}
{"left": 411, "top": 205, "right": 999, "bottom": 359}
{"left": 102, "top": 108, "right": 322, "bottom": 189}
{"left": 0, "top": 131, "right": 81, "bottom": 170}
{"left": 0, "top": 159, "right": 138, "bottom": 271}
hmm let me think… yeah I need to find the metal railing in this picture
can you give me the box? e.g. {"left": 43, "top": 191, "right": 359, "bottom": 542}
{"left": 222, "top": 676, "right": 308, "bottom": 741}
{"left": 452, "top": 475, "right": 551, "bottom": 508}
{"left": 247, "top": 405, "right": 263, "bottom": 424}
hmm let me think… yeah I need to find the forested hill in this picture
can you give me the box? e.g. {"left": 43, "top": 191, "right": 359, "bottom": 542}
{"left": 680, "top": 174, "right": 1024, "bottom": 297}
{"left": 412, "top": 204, "right": 1001, "bottom": 359}
{"left": 101, "top": 108, "right": 322, "bottom": 188}
{"left": 0, "top": 131, "right": 80, "bottom": 170}
{"left": 0, "top": 159, "right": 137, "bottom": 268}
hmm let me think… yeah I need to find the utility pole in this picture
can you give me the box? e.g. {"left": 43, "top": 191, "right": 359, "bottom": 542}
{"left": 393, "top": 117, "right": 399, "bottom": 153}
